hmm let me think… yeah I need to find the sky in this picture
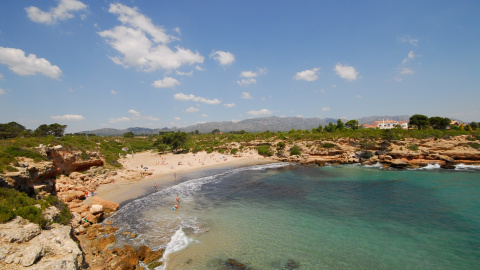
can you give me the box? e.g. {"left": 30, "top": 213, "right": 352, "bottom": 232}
{"left": 0, "top": 0, "right": 479, "bottom": 133}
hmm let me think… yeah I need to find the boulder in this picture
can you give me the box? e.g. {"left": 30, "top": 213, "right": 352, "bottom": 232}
{"left": 390, "top": 159, "right": 410, "bottom": 169}
{"left": 21, "top": 244, "right": 44, "bottom": 266}
{"left": 90, "top": 204, "right": 104, "bottom": 214}
{"left": 143, "top": 249, "right": 164, "bottom": 264}
{"left": 0, "top": 216, "right": 41, "bottom": 243}
{"left": 63, "top": 190, "right": 86, "bottom": 202}
{"left": 92, "top": 197, "right": 119, "bottom": 212}
{"left": 225, "top": 258, "right": 246, "bottom": 270}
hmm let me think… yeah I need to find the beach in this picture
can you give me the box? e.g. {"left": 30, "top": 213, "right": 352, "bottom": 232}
{"left": 85, "top": 150, "right": 276, "bottom": 205}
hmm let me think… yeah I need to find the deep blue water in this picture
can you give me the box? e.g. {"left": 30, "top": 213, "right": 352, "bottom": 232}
{"left": 107, "top": 163, "right": 480, "bottom": 269}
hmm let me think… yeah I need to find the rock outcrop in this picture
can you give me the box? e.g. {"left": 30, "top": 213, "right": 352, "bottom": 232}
{"left": 0, "top": 217, "right": 83, "bottom": 269}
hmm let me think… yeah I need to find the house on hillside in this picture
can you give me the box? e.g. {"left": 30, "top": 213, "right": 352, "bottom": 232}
{"left": 362, "top": 119, "right": 408, "bottom": 130}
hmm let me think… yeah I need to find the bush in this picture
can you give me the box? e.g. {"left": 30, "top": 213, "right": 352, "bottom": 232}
{"left": 358, "top": 151, "right": 373, "bottom": 159}
{"left": 321, "top": 142, "right": 335, "bottom": 148}
{"left": 231, "top": 148, "right": 238, "bottom": 155}
{"left": 257, "top": 145, "right": 273, "bottom": 156}
{"left": 0, "top": 205, "right": 15, "bottom": 223}
{"left": 408, "top": 144, "right": 419, "bottom": 151}
{"left": 470, "top": 143, "right": 480, "bottom": 149}
{"left": 290, "top": 145, "right": 302, "bottom": 156}
{"left": 15, "top": 205, "right": 47, "bottom": 228}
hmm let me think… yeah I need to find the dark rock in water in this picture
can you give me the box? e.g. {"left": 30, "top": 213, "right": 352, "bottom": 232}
{"left": 186, "top": 258, "right": 193, "bottom": 264}
{"left": 225, "top": 258, "right": 247, "bottom": 270}
{"left": 284, "top": 259, "right": 300, "bottom": 269}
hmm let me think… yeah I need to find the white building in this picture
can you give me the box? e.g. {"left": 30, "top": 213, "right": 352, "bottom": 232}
{"left": 362, "top": 119, "right": 408, "bottom": 129}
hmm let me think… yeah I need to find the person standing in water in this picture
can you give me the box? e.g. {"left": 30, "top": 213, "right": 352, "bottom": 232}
{"left": 176, "top": 194, "right": 179, "bottom": 203}
{"left": 154, "top": 182, "right": 157, "bottom": 192}
{"left": 174, "top": 173, "right": 177, "bottom": 181}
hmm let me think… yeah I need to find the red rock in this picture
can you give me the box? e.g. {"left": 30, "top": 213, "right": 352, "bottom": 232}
{"left": 92, "top": 197, "right": 119, "bottom": 212}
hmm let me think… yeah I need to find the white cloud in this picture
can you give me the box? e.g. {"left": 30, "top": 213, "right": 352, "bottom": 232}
{"left": 0, "top": 89, "right": 6, "bottom": 95}
{"left": 201, "top": 114, "right": 208, "bottom": 118}
{"left": 186, "top": 107, "right": 199, "bottom": 112}
{"left": 247, "top": 109, "right": 272, "bottom": 116}
{"left": 0, "top": 47, "right": 62, "bottom": 79}
{"left": 399, "top": 35, "right": 419, "bottom": 46}
{"left": 99, "top": 3, "right": 204, "bottom": 72}
{"left": 176, "top": 70, "right": 193, "bottom": 76}
{"left": 210, "top": 50, "right": 235, "bottom": 66}
{"left": 400, "top": 67, "right": 414, "bottom": 75}
{"left": 174, "top": 117, "right": 181, "bottom": 121}
{"left": 402, "top": 50, "right": 415, "bottom": 64}
{"left": 334, "top": 63, "right": 359, "bottom": 81}
{"left": 111, "top": 90, "right": 118, "bottom": 95}
{"left": 241, "top": 92, "right": 252, "bottom": 99}
{"left": 294, "top": 67, "right": 320, "bottom": 81}
{"left": 195, "top": 65, "right": 205, "bottom": 71}
{"left": 25, "top": 0, "right": 87, "bottom": 25}
{"left": 322, "top": 107, "right": 330, "bottom": 111}
{"left": 152, "top": 77, "right": 180, "bottom": 88}
{"left": 174, "top": 93, "right": 220, "bottom": 104}
{"left": 109, "top": 117, "right": 131, "bottom": 123}
{"left": 51, "top": 114, "right": 85, "bottom": 121}
{"left": 128, "top": 109, "right": 141, "bottom": 117}
{"left": 356, "top": 94, "right": 363, "bottom": 99}
{"left": 237, "top": 78, "right": 256, "bottom": 86}
{"left": 240, "top": 71, "right": 258, "bottom": 78}
{"left": 224, "top": 103, "right": 235, "bottom": 108}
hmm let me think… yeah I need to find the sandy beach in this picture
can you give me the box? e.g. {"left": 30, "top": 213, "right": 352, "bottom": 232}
{"left": 85, "top": 150, "right": 275, "bottom": 205}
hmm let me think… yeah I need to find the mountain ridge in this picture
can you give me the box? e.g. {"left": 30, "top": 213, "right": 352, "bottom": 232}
{"left": 79, "top": 115, "right": 412, "bottom": 136}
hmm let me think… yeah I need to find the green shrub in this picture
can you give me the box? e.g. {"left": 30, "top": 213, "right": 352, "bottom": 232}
{"left": 408, "top": 144, "right": 419, "bottom": 151}
{"left": 231, "top": 148, "right": 238, "bottom": 155}
{"left": 290, "top": 145, "right": 302, "bottom": 156}
{"left": 257, "top": 145, "right": 273, "bottom": 156}
{"left": 358, "top": 151, "right": 373, "bottom": 159}
{"left": 276, "top": 141, "right": 286, "bottom": 150}
{"left": 321, "top": 142, "right": 335, "bottom": 148}
{"left": 0, "top": 205, "right": 15, "bottom": 223}
{"left": 15, "top": 205, "right": 47, "bottom": 228}
{"left": 470, "top": 143, "right": 480, "bottom": 149}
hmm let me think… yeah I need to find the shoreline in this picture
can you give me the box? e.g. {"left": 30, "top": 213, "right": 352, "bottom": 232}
{"left": 84, "top": 150, "right": 276, "bottom": 206}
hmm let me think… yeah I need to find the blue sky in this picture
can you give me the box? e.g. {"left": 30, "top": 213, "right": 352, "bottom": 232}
{"left": 0, "top": 0, "right": 479, "bottom": 133}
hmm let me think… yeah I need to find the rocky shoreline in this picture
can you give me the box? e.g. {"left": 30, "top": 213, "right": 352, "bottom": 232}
{"left": 1, "top": 135, "right": 479, "bottom": 269}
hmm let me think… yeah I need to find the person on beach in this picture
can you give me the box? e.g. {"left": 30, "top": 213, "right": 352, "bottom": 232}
{"left": 174, "top": 204, "right": 178, "bottom": 209}
{"left": 154, "top": 182, "right": 157, "bottom": 191}
{"left": 174, "top": 173, "right": 177, "bottom": 181}
{"left": 176, "top": 194, "right": 179, "bottom": 203}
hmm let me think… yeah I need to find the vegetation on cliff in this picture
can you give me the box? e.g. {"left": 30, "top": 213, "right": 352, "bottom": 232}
{"left": 0, "top": 187, "right": 71, "bottom": 228}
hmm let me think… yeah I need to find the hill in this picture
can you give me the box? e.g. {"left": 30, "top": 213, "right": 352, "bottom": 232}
{"left": 80, "top": 115, "right": 412, "bottom": 136}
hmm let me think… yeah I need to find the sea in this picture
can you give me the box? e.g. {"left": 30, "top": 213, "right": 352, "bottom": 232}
{"left": 106, "top": 163, "right": 480, "bottom": 270}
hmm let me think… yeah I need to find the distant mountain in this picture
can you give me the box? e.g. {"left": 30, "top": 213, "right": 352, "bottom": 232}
{"left": 80, "top": 127, "right": 172, "bottom": 136}
{"left": 80, "top": 115, "right": 413, "bottom": 136}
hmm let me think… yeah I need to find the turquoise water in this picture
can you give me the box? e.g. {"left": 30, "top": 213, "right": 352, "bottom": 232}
{"left": 108, "top": 164, "right": 480, "bottom": 269}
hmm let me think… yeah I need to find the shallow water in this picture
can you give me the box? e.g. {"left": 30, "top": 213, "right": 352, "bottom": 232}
{"left": 107, "top": 163, "right": 480, "bottom": 270}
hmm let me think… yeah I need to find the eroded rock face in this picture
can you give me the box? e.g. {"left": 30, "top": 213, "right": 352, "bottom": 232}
{"left": 0, "top": 217, "right": 84, "bottom": 269}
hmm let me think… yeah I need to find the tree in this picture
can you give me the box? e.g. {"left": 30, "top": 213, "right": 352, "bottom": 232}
{"left": 32, "top": 123, "right": 67, "bottom": 137}
{"left": 346, "top": 120, "right": 359, "bottom": 130}
{"left": 429, "top": 116, "right": 451, "bottom": 130}
{"left": 211, "top": 129, "right": 220, "bottom": 134}
{"left": 0, "top": 122, "right": 28, "bottom": 139}
{"left": 123, "top": 131, "right": 134, "bottom": 138}
{"left": 409, "top": 114, "right": 429, "bottom": 130}
{"left": 316, "top": 124, "right": 323, "bottom": 132}
{"left": 324, "top": 122, "right": 336, "bottom": 133}
{"left": 469, "top": 122, "right": 478, "bottom": 130}
{"left": 336, "top": 119, "right": 345, "bottom": 130}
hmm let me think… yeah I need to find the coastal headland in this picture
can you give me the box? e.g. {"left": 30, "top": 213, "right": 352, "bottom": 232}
{"left": 1, "top": 134, "right": 480, "bottom": 269}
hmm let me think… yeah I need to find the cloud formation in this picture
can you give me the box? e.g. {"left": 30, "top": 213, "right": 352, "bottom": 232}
{"left": 237, "top": 78, "right": 256, "bottom": 86}
{"left": 0, "top": 47, "right": 62, "bottom": 79}
{"left": 224, "top": 103, "right": 235, "bottom": 108}
{"left": 186, "top": 106, "right": 199, "bottom": 112}
{"left": 294, "top": 67, "right": 320, "bottom": 81}
{"left": 210, "top": 50, "right": 235, "bottom": 66}
{"left": 25, "top": 0, "right": 88, "bottom": 25}
{"left": 109, "top": 117, "right": 130, "bottom": 123}
{"left": 99, "top": 3, "right": 204, "bottom": 72}
{"left": 241, "top": 92, "right": 252, "bottom": 99}
{"left": 152, "top": 77, "right": 180, "bottom": 88}
{"left": 174, "top": 93, "right": 220, "bottom": 104}
{"left": 399, "top": 35, "right": 419, "bottom": 46}
{"left": 247, "top": 109, "right": 272, "bottom": 116}
{"left": 51, "top": 114, "right": 85, "bottom": 121}
{"left": 237, "top": 68, "right": 266, "bottom": 86}
{"left": 322, "top": 107, "right": 330, "bottom": 111}
{"left": 334, "top": 64, "right": 358, "bottom": 81}
{"left": 402, "top": 50, "right": 415, "bottom": 64}
{"left": 0, "top": 89, "right": 7, "bottom": 95}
